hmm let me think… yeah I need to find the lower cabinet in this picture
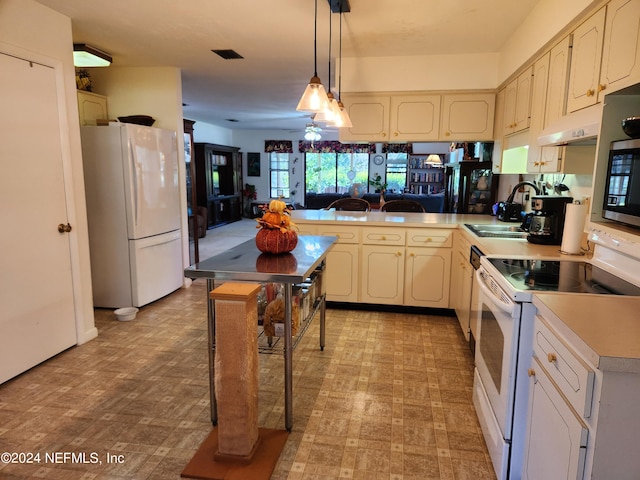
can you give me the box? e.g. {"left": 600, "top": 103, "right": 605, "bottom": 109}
{"left": 299, "top": 221, "right": 454, "bottom": 308}
{"left": 361, "top": 245, "right": 405, "bottom": 305}
{"left": 523, "top": 356, "right": 589, "bottom": 480}
{"left": 451, "top": 246, "right": 473, "bottom": 338}
{"left": 404, "top": 246, "right": 451, "bottom": 308}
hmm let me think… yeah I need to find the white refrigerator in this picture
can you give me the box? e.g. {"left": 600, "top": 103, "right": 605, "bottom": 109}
{"left": 81, "top": 124, "right": 183, "bottom": 308}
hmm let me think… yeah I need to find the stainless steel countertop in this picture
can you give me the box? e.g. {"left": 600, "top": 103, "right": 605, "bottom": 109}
{"left": 184, "top": 235, "right": 337, "bottom": 283}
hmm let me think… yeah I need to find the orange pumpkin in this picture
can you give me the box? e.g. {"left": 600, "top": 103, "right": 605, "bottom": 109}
{"left": 255, "top": 228, "right": 298, "bottom": 254}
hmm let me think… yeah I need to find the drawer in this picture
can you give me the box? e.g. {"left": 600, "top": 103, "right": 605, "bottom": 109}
{"left": 361, "top": 228, "right": 405, "bottom": 246}
{"left": 533, "top": 314, "right": 595, "bottom": 418}
{"left": 406, "top": 228, "right": 453, "bottom": 247}
{"left": 317, "top": 225, "right": 359, "bottom": 244}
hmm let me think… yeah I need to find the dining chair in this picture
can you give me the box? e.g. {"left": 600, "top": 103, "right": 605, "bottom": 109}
{"left": 380, "top": 199, "right": 426, "bottom": 213}
{"left": 326, "top": 197, "right": 371, "bottom": 211}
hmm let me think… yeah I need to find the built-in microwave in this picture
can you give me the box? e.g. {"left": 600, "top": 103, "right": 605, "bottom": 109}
{"left": 603, "top": 139, "right": 640, "bottom": 228}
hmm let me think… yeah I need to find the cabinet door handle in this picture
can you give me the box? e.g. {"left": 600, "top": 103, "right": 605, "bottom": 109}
{"left": 445, "top": 131, "right": 451, "bottom": 136}
{"left": 410, "top": 252, "right": 416, "bottom": 257}
{"left": 528, "top": 368, "right": 536, "bottom": 377}
{"left": 394, "top": 132, "right": 399, "bottom": 137}
{"left": 58, "top": 223, "right": 72, "bottom": 233}
{"left": 396, "top": 251, "right": 402, "bottom": 257}
{"left": 586, "top": 89, "right": 595, "bottom": 97}
{"left": 381, "top": 132, "right": 387, "bottom": 137}
{"left": 598, "top": 83, "right": 606, "bottom": 92}
{"left": 547, "top": 352, "right": 557, "bottom": 363}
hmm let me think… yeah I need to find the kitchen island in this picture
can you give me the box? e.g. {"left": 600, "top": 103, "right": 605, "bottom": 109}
{"left": 184, "top": 235, "right": 337, "bottom": 432}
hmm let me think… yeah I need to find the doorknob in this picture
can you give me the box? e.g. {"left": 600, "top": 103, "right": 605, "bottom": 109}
{"left": 58, "top": 223, "right": 72, "bottom": 233}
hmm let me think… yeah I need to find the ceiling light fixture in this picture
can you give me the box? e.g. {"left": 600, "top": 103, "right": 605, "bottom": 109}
{"left": 304, "top": 122, "right": 322, "bottom": 142}
{"left": 296, "top": 0, "right": 330, "bottom": 113}
{"left": 329, "top": 7, "right": 352, "bottom": 128}
{"left": 73, "top": 44, "right": 112, "bottom": 67}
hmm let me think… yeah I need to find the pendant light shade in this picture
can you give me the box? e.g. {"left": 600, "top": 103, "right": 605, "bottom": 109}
{"left": 296, "top": 0, "right": 329, "bottom": 113}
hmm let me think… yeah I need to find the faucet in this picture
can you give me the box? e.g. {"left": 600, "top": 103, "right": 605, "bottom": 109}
{"left": 506, "top": 181, "right": 541, "bottom": 203}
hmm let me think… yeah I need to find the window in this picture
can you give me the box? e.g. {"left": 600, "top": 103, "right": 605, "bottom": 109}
{"left": 305, "top": 152, "right": 369, "bottom": 195}
{"left": 385, "top": 153, "right": 408, "bottom": 193}
{"left": 269, "top": 152, "right": 290, "bottom": 198}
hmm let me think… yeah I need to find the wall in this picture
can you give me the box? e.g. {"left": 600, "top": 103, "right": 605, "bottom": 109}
{"left": 340, "top": 0, "right": 600, "bottom": 94}
{"left": 0, "top": 0, "right": 96, "bottom": 343}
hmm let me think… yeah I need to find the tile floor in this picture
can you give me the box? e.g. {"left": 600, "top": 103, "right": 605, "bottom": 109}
{"left": 0, "top": 221, "right": 496, "bottom": 480}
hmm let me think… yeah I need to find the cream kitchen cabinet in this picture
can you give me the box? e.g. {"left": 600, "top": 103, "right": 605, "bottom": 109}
{"left": 389, "top": 94, "right": 441, "bottom": 141}
{"left": 530, "top": 144, "right": 596, "bottom": 174}
{"left": 316, "top": 225, "right": 360, "bottom": 303}
{"left": 340, "top": 92, "right": 440, "bottom": 142}
{"left": 77, "top": 90, "right": 108, "bottom": 126}
{"left": 450, "top": 233, "right": 472, "bottom": 337}
{"left": 526, "top": 53, "right": 551, "bottom": 173}
{"left": 340, "top": 91, "right": 494, "bottom": 142}
{"left": 339, "top": 93, "right": 390, "bottom": 142}
{"left": 359, "top": 227, "right": 452, "bottom": 308}
{"left": 404, "top": 229, "right": 452, "bottom": 308}
{"left": 503, "top": 66, "right": 533, "bottom": 135}
{"left": 566, "top": 7, "right": 606, "bottom": 113}
{"left": 600, "top": 0, "right": 640, "bottom": 95}
{"left": 440, "top": 92, "right": 495, "bottom": 141}
{"left": 545, "top": 36, "right": 572, "bottom": 127}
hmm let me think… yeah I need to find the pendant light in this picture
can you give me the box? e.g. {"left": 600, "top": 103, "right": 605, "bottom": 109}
{"left": 296, "top": 0, "right": 330, "bottom": 113}
{"left": 329, "top": 7, "right": 352, "bottom": 128}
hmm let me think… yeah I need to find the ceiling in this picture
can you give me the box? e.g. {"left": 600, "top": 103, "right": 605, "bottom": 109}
{"left": 37, "top": 0, "right": 540, "bottom": 132}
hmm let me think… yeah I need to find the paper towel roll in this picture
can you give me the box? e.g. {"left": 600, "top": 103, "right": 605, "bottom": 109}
{"left": 561, "top": 202, "right": 588, "bottom": 254}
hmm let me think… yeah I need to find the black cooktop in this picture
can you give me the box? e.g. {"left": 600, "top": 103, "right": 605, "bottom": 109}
{"left": 488, "top": 259, "right": 640, "bottom": 295}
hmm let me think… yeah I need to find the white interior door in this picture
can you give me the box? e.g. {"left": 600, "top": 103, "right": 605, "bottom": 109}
{"left": 0, "top": 52, "right": 76, "bottom": 384}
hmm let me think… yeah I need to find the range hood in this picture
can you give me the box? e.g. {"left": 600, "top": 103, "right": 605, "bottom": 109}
{"left": 537, "top": 103, "right": 603, "bottom": 146}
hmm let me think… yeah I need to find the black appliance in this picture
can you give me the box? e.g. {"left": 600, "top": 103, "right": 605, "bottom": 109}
{"left": 444, "top": 161, "right": 498, "bottom": 214}
{"left": 602, "top": 139, "right": 640, "bottom": 228}
{"left": 521, "top": 195, "right": 573, "bottom": 245}
{"left": 497, "top": 181, "right": 541, "bottom": 222}
{"left": 487, "top": 258, "right": 640, "bottom": 295}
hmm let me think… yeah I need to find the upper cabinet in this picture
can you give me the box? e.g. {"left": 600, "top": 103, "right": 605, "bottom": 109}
{"left": 600, "top": 0, "right": 640, "bottom": 94}
{"left": 567, "top": 7, "right": 607, "bottom": 113}
{"left": 546, "top": 36, "right": 572, "bottom": 124}
{"left": 503, "top": 66, "right": 534, "bottom": 135}
{"left": 77, "top": 90, "right": 108, "bottom": 126}
{"left": 340, "top": 93, "right": 391, "bottom": 142}
{"left": 439, "top": 92, "right": 495, "bottom": 141}
{"left": 389, "top": 94, "right": 441, "bottom": 141}
{"left": 340, "top": 91, "right": 494, "bottom": 142}
{"left": 526, "top": 53, "right": 551, "bottom": 172}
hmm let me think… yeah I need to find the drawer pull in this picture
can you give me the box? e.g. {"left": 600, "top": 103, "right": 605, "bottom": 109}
{"left": 381, "top": 235, "right": 387, "bottom": 240}
{"left": 426, "top": 237, "right": 432, "bottom": 242}
{"left": 547, "top": 352, "right": 557, "bottom": 363}
{"left": 528, "top": 368, "right": 536, "bottom": 377}
{"left": 396, "top": 251, "right": 402, "bottom": 257}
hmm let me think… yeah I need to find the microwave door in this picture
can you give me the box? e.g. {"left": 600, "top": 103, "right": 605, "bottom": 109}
{"left": 604, "top": 149, "right": 640, "bottom": 227}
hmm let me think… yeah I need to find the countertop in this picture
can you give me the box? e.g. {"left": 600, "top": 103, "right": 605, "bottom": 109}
{"left": 533, "top": 293, "right": 640, "bottom": 373}
{"left": 291, "top": 210, "right": 571, "bottom": 257}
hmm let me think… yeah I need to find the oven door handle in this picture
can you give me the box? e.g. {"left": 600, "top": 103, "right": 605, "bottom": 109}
{"left": 475, "top": 268, "right": 514, "bottom": 314}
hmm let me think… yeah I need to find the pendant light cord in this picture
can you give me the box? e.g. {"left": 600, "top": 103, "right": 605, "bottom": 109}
{"left": 337, "top": 6, "right": 343, "bottom": 98}
{"left": 313, "top": 0, "right": 318, "bottom": 77}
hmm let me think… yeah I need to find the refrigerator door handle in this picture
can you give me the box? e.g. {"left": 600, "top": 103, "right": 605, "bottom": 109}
{"left": 129, "top": 141, "right": 139, "bottom": 229}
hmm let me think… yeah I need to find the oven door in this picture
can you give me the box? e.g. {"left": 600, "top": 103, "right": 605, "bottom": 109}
{"left": 473, "top": 267, "right": 521, "bottom": 479}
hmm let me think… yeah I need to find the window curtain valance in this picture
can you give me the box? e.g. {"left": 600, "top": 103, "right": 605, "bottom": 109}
{"left": 382, "top": 143, "right": 414, "bottom": 154}
{"left": 298, "top": 141, "right": 375, "bottom": 153}
{"left": 264, "top": 140, "right": 293, "bottom": 153}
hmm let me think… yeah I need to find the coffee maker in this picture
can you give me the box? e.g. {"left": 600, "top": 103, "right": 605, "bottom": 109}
{"left": 522, "top": 195, "right": 573, "bottom": 245}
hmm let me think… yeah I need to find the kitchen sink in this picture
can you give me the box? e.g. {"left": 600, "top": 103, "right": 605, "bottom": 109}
{"left": 465, "top": 223, "right": 528, "bottom": 239}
